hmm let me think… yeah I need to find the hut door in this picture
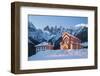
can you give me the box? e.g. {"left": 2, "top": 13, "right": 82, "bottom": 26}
{"left": 63, "top": 44, "right": 69, "bottom": 49}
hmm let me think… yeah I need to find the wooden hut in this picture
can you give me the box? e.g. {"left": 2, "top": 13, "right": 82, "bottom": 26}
{"left": 35, "top": 42, "right": 53, "bottom": 52}
{"left": 60, "top": 32, "right": 81, "bottom": 50}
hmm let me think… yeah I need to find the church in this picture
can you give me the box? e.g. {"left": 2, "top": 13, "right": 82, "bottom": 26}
{"left": 60, "top": 32, "right": 82, "bottom": 50}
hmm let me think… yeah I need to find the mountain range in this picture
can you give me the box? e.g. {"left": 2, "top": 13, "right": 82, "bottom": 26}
{"left": 28, "top": 21, "right": 88, "bottom": 56}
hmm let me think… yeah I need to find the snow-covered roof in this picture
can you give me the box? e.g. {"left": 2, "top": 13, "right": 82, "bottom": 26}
{"left": 35, "top": 42, "right": 49, "bottom": 47}
{"left": 62, "top": 32, "right": 81, "bottom": 41}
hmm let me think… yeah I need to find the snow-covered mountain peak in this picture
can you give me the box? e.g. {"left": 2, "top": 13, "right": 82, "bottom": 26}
{"left": 75, "top": 23, "right": 88, "bottom": 28}
{"left": 44, "top": 30, "right": 50, "bottom": 35}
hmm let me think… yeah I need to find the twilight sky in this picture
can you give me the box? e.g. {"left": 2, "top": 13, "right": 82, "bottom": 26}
{"left": 28, "top": 15, "right": 88, "bottom": 30}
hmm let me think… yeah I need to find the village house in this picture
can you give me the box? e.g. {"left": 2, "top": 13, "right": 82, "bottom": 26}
{"left": 35, "top": 42, "right": 53, "bottom": 52}
{"left": 60, "top": 32, "right": 81, "bottom": 50}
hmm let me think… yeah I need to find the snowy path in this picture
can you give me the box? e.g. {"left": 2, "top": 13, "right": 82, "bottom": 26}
{"left": 28, "top": 49, "right": 88, "bottom": 61}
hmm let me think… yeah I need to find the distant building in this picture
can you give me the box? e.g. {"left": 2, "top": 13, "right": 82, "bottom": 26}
{"left": 35, "top": 42, "right": 53, "bottom": 52}
{"left": 60, "top": 32, "right": 81, "bottom": 50}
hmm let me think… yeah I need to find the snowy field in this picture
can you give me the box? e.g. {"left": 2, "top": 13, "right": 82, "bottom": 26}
{"left": 28, "top": 49, "right": 88, "bottom": 61}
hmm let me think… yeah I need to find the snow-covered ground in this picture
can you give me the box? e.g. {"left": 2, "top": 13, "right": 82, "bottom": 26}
{"left": 28, "top": 49, "right": 88, "bottom": 61}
